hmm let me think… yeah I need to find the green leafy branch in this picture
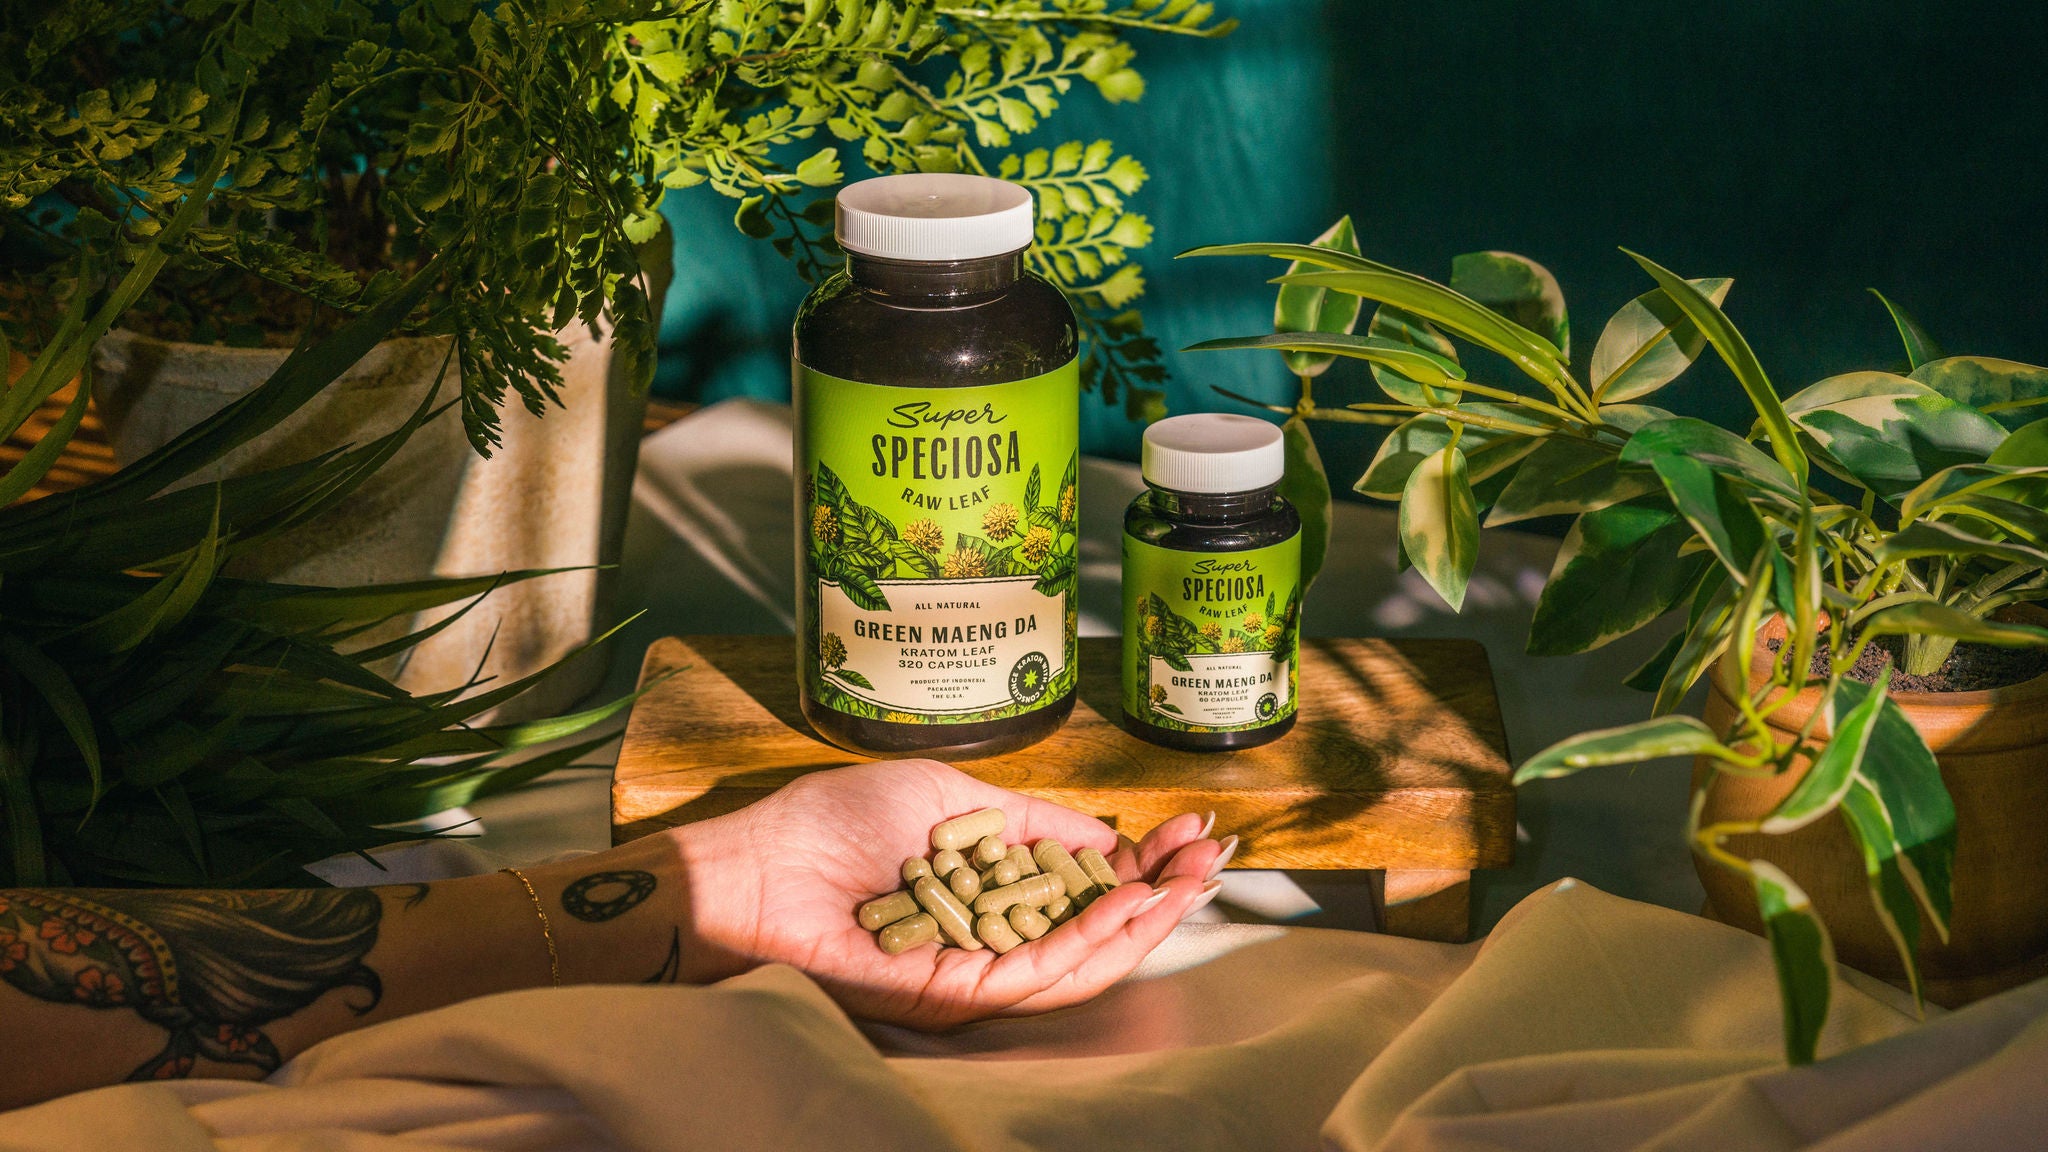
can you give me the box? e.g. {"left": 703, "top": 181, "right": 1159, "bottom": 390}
{"left": 1191, "top": 226, "right": 2048, "bottom": 1064}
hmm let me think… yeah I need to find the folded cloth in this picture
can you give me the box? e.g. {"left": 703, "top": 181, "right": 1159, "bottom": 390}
{"left": 6, "top": 881, "right": 2038, "bottom": 1152}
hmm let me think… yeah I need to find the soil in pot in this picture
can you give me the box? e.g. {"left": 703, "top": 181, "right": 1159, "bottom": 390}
{"left": 1766, "top": 633, "right": 2048, "bottom": 693}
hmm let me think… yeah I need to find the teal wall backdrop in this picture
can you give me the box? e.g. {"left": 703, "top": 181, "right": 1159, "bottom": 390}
{"left": 653, "top": 0, "right": 2048, "bottom": 497}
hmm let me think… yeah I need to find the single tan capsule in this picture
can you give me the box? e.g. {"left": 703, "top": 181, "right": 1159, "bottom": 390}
{"left": 1075, "top": 847, "right": 1120, "bottom": 892}
{"left": 972, "top": 871, "right": 1066, "bottom": 916}
{"left": 931, "top": 808, "right": 1006, "bottom": 852}
{"left": 982, "top": 859, "right": 1021, "bottom": 889}
{"left": 878, "top": 913, "right": 940, "bottom": 955}
{"left": 973, "top": 834, "right": 1008, "bottom": 867}
{"left": 902, "top": 857, "right": 933, "bottom": 885}
{"left": 1044, "top": 894, "right": 1073, "bottom": 924}
{"left": 976, "top": 911, "right": 1024, "bottom": 954}
{"left": 1008, "top": 904, "right": 1051, "bottom": 941}
{"left": 912, "top": 876, "right": 982, "bottom": 950}
{"left": 1032, "top": 840, "right": 1096, "bottom": 908}
{"left": 930, "top": 848, "right": 968, "bottom": 878}
{"left": 857, "top": 890, "right": 921, "bottom": 932}
{"left": 949, "top": 866, "right": 983, "bottom": 905}
{"left": 1005, "top": 843, "right": 1039, "bottom": 878}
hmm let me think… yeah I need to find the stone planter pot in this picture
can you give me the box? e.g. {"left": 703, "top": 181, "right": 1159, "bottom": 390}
{"left": 1693, "top": 613, "right": 2048, "bottom": 1007}
{"left": 91, "top": 258, "right": 668, "bottom": 722}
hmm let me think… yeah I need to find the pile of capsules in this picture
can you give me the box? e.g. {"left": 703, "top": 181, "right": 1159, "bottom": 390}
{"left": 857, "top": 807, "right": 1121, "bottom": 955}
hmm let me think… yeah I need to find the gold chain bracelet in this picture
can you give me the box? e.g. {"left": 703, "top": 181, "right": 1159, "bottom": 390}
{"left": 501, "top": 866, "right": 562, "bottom": 987}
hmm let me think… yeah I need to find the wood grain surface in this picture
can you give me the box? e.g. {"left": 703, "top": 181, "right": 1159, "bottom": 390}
{"left": 612, "top": 635, "right": 1515, "bottom": 872}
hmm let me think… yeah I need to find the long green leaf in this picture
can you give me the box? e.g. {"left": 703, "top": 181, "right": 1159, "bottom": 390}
{"left": 1183, "top": 332, "right": 1464, "bottom": 387}
{"left": 1783, "top": 372, "right": 2007, "bottom": 501}
{"left": 1514, "top": 715, "right": 1732, "bottom": 783}
{"left": 1450, "top": 250, "right": 1570, "bottom": 359}
{"left": 230, "top": 569, "right": 577, "bottom": 633}
{"left": 0, "top": 635, "right": 104, "bottom": 800}
{"left": 1398, "top": 444, "right": 1479, "bottom": 611}
{"left": 1366, "top": 305, "right": 1462, "bottom": 407}
{"left": 1835, "top": 678, "right": 1956, "bottom": 939}
{"left": 1653, "top": 574, "right": 1737, "bottom": 716}
{"left": 1622, "top": 250, "right": 1808, "bottom": 489}
{"left": 1875, "top": 520, "right": 2048, "bottom": 569}
{"left": 1750, "top": 861, "right": 1834, "bottom": 1065}
{"left": 1870, "top": 290, "right": 1942, "bottom": 370}
{"left": 1910, "top": 356, "right": 2048, "bottom": 430}
{"left": 1861, "top": 601, "right": 2048, "bottom": 648}
{"left": 1838, "top": 777, "right": 1926, "bottom": 1009}
{"left": 1274, "top": 216, "right": 1364, "bottom": 378}
{"left": 0, "top": 370, "right": 93, "bottom": 507}
{"left": 1619, "top": 416, "right": 1801, "bottom": 505}
{"left": 1489, "top": 433, "right": 1660, "bottom": 527}
{"left": 1591, "top": 278, "right": 1733, "bottom": 403}
{"left": 1644, "top": 452, "right": 1770, "bottom": 582}
{"left": 1272, "top": 270, "right": 1571, "bottom": 389}
{"left": 1762, "top": 670, "right": 1890, "bottom": 834}
{"left": 1529, "top": 495, "right": 1710, "bottom": 655}
{"left": 1986, "top": 417, "right": 2048, "bottom": 469}
{"left": 1280, "top": 417, "right": 1331, "bottom": 589}
{"left": 1356, "top": 404, "right": 1550, "bottom": 499}
{"left": 0, "top": 736, "right": 47, "bottom": 886}
{"left": 1177, "top": 241, "right": 1409, "bottom": 276}
{"left": 1898, "top": 463, "right": 2048, "bottom": 521}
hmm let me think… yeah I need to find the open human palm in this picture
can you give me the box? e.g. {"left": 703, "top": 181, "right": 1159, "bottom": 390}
{"left": 686, "top": 759, "right": 1225, "bottom": 1029}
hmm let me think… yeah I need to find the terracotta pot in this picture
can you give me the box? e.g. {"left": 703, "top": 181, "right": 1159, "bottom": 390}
{"left": 90, "top": 235, "right": 670, "bottom": 722}
{"left": 1694, "top": 611, "right": 2048, "bottom": 1007}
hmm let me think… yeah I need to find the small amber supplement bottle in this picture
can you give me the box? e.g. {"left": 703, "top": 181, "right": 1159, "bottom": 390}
{"left": 793, "top": 174, "right": 1080, "bottom": 759}
{"left": 1121, "top": 414, "right": 1302, "bottom": 751}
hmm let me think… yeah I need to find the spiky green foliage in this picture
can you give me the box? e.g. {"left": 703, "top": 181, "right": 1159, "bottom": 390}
{"left": 0, "top": 126, "right": 638, "bottom": 888}
{"left": 2, "top": 0, "right": 1231, "bottom": 449}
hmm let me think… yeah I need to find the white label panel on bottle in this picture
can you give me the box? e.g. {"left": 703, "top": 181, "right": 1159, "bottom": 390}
{"left": 817, "top": 576, "right": 1068, "bottom": 715}
{"left": 1148, "top": 653, "right": 1292, "bottom": 727}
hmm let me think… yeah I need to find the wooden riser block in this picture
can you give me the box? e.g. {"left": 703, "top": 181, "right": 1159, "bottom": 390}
{"left": 612, "top": 636, "right": 1514, "bottom": 876}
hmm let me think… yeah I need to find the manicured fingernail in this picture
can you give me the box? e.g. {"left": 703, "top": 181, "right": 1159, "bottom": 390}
{"left": 1205, "top": 835, "right": 1239, "bottom": 881}
{"left": 1135, "top": 887, "right": 1170, "bottom": 916}
{"left": 1196, "top": 810, "right": 1216, "bottom": 839}
{"left": 1182, "top": 879, "right": 1224, "bottom": 919}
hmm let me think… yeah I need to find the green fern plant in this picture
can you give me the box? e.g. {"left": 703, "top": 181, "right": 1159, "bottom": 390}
{"left": 2, "top": 0, "right": 1232, "bottom": 446}
{"left": 0, "top": 135, "right": 639, "bottom": 887}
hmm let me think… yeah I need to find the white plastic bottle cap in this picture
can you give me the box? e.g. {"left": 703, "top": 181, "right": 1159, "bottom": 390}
{"left": 836, "top": 174, "right": 1035, "bottom": 262}
{"left": 1141, "top": 414, "right": 1286, "bottom": 494}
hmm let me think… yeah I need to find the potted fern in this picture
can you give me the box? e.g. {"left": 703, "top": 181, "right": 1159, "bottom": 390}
{"left": 1188, "top": 235, "right": 2048, "bottom": 1063}
{"left": 4, "top": 0, "right": 1229, "bottom": 715}
{"left": 0, "top": 132, "right": 639, "bottom": 886}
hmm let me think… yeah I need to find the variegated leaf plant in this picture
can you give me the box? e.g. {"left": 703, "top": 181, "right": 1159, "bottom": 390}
{"left": 1186, "top": 231, "right": 2048, "bottom": 1064}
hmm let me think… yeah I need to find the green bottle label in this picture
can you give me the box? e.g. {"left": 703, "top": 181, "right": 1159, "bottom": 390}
{"left": 1122, "top": 536, "right": 1301, "bottom": 731}
{"left": 797, "top": 360, "right": 1080, "bottom": 723}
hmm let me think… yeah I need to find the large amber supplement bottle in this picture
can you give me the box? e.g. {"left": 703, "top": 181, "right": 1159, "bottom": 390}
{"left": 792, "top": 174, "right": 1080, "bottom": 758}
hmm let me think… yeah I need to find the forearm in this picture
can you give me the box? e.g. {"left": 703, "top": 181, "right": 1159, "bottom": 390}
{"left": 0, "top": 831, "right": 736, "bottom": 1110}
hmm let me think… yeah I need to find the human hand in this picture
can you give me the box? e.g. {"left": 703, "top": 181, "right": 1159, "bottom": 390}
{"left": 669, "top": 758, "right": 1226, "bottom": 1029}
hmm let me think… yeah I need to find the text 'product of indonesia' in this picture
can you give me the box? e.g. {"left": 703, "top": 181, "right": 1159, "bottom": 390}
{"left": 793, "top": 173, "right": 1081, "bottom": 759}
{"left": 1122, "top": 413, "right": 1302, "bottom": 752}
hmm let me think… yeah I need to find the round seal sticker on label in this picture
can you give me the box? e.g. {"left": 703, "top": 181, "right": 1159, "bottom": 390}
{"left": 1009, "top": 651, "right": 1051, "bottom": 706}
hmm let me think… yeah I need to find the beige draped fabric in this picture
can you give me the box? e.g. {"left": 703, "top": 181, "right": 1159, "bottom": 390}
{"left": 6, "top": 881, "right": 2041, "bottom": 1151}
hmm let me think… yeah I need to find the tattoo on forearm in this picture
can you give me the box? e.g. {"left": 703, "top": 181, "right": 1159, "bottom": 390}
{"left": 396, "top": 883, "right": 432, "bottom": 911}
{"left": 560, "top": 870, "right": 655, "bottom": 923}
{"left": 0, "top": 888, "right": 383, "bottom": 1081}
{"left": 643, "top": 928, "right": 682, "bottom": 985}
